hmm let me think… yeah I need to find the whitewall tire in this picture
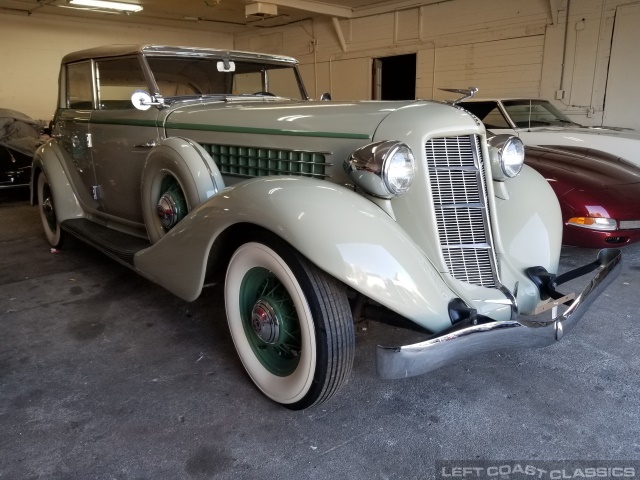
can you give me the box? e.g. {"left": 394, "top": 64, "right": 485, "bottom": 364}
{"left": 225, "top": 236, "right": 354, "bottom": 410}
{"left": 37, "top": 172, "right": 65, "bottom": 248}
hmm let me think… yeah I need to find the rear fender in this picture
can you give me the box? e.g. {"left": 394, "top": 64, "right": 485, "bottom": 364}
{"left": 134, "top": 177, "right": 457, "bottom": 331}
{"left": 31, "top": 141, "right": 84, "bottom": 221}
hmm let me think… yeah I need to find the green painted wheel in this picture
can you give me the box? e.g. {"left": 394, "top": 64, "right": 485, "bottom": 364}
{"left": 239, "top": 267, "right": 301, "bottom": 376}
{"left": 156, "top": 175, "right": 187, "bottom": 232}
{"left": 225, "top": 236, "right": 355, "bottom": 410}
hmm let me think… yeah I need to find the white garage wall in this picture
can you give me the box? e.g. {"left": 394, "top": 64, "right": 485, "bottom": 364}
{"left": 234, "top": 0, "right": 640, "bottom": 127}
{"left": 424, "top": 36, "right": 545, "bottom": 100}
{"left": 1, "top": 0, "right": 637, "bottom": 127}
{"left": 235, "top": 0, "right": 551, "bottom": 102}
{"left": 0, "top": 13, "right": 233, "bottom": 121}
{"left": 603, "top": 3, "right": 640, "bottom": 129}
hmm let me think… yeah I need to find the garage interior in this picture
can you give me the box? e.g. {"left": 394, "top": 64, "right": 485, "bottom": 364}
{"left": 1, "top": 0, "right": 640, "bottom": 478}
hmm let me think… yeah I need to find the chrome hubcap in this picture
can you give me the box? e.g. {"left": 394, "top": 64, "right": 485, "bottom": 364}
{"left": 251, "top": 299, "right": 280, "bottom": 344}
{"left": 42, "top": 189, "right": 57, "bottom": 232}
{"left": 156, "top": 193, "right": 181, "bottom": 230}
{"left": 43, "top": 197, "right": 54, "bottom": 215}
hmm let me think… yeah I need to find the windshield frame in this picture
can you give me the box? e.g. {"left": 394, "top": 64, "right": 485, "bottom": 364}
{"left": 140, "top": 52, "right": 309, "bottom": 101}
{"left": 501, "top": 99, "right": 581, "bottom": 128}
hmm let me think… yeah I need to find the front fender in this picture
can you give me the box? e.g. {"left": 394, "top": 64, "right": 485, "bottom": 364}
{"left": 491, "top": 165, "right": 563, "bottom": 315}
{"left": 31, "top": 140, "right": 84, "bottom": 221}
{"left": 134, "top": 177, "right": 457, "bottom": 331}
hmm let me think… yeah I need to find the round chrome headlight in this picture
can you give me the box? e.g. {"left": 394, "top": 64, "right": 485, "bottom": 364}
{"left": 344, "top": 141, "right": 416, "bottom": 199}
{"left": 487, "top": 134, "right": 525, "bottom": 180}
{"left": 383, "top": 144, "right": 415, "bottom": 196}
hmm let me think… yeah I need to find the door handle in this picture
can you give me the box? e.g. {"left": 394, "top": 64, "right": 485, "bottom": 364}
{"left": 134, "top": 140, "right": 157, "bottom": 148}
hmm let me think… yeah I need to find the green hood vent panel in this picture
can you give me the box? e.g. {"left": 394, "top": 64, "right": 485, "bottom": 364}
{"left": 201, "top": 144, "right": 331, "bottom": 179}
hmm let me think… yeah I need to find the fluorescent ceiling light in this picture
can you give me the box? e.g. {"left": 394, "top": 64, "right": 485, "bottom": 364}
{"left": 68, "top": 0, "right": 143, "bottom": 12}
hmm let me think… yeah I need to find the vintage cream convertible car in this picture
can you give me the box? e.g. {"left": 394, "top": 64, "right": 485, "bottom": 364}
{"left": 32, "top": 45, "right": 622, "bottom": 409}
{"left": 461, "top": 98, "right": 640, "bottom": 168}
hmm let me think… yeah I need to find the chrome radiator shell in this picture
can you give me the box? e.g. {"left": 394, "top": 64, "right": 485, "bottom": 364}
{"left": 425, "top": 135, "right": 498, "bottom": 288}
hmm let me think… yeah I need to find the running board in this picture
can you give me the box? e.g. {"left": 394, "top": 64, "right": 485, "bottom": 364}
{"left": 61, "top": 218, "right": 150, "bottom": 266}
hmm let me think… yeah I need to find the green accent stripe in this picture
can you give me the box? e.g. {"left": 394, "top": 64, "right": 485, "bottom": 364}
{"left": 166, "top": 122, "right": 370, "bottom": 139}
{"left": 90, "top": 118, "right": 161, "bottom": 127}
{"left": 75, "top": 117, "right": 370, "bottom": 139}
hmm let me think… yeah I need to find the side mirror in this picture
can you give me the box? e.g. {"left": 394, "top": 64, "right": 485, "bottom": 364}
{"left": 131, "top": 90, "right": 165, "bottom": 111}
{"left": 320, "top": 92, "right": 332, "bottom": 101}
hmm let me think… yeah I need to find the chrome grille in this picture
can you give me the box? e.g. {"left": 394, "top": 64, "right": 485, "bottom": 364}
{"left": 426, "top": 135, "right": 497, "bottom": 288}
{"left": 442, "top": 248, "right": 496, "bottom": 287}
{"left": 430, "top": 170, "right": 480, "bottom": 204}
{"left": 436, "top": 207, "right": 486, "bottom": 245}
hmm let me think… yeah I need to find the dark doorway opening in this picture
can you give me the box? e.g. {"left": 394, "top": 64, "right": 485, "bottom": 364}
{"left": 373, "top": 53, "right": 416, "bottom": 100}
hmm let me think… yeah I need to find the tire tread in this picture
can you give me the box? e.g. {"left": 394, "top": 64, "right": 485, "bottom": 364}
{"left": 293, "top": 254, "right": 355, "bottom": 409}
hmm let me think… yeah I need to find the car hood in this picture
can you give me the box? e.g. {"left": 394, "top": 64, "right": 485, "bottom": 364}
{"left": 522, "top": 125, "right": 640, "bottom": 140}
{"left": 162, "top": 99, "right": 427, "bottom": 138}
{"left": 558, "top": 182, "right": 640, "bottom": 220}
{"left": 524, "top": 145, "right": 640, "bottom": 192}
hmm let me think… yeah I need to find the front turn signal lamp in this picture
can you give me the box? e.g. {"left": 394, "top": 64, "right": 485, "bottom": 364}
{"left": 567, "top": 217, "right": 617, "bottom": 231}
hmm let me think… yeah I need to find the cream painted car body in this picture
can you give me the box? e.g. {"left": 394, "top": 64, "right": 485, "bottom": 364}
{"left": 462, "top": 98, "right": 640, "bottom": 169}
{"left": 31, "top": 46, "right": 621, "bottom": 403}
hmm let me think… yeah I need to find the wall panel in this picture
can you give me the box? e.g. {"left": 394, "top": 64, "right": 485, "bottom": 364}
{"left": 232, "top": 0, "right": 640, "bottom": 126}
{"left": 432, "top": 36, "right": 544, "bottom": 100}
{"left": 329, "top": 57, "right": 370, "bottom": 101}
{"left": 0, "top": 13, "right": 232, "bottom": 120}
{"left": 602, "top": 2, "right": 640, "bottom": 129}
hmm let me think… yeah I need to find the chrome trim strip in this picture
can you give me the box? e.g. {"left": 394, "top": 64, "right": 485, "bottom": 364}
{"left": 473, "top": 134, "right": 501, "bottom": 285}
{"left": 376, "top": 248, "right": 622, "bottom": 380}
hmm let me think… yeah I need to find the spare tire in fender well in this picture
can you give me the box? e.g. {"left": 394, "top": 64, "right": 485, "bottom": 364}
{"left": 141, "top": 137, "right": 225, "bottom": 243}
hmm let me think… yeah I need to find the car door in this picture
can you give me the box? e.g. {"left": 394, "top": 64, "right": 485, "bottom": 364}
{"left": 55, "top": 60, "right": 98, "bottom": 205}
{"left": 89, "top": 55, "right": 161, "bottom": 225}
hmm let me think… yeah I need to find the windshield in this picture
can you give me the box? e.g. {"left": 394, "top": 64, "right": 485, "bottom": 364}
{"left": 502, "top": 100, "right": 580, "bottom": 128}
{"left": 145, "top": 56, "right": 306, "bottom": 100}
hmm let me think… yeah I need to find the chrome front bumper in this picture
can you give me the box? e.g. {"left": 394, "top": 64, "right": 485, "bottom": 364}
{"left": 376, "top": 249, "right": 622, "bottom": 380}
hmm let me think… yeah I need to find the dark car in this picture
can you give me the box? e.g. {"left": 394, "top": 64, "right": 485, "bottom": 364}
{"left": 0, "top": 108, "right": 46, "bottom": 189}
{"left": 1, "top": 144, "right": 32, "bottom": 188}
{"left": 524, "top": 145, "right": 640, "bottom": 248}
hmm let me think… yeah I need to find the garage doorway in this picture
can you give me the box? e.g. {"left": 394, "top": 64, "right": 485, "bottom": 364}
{"left": 372, "top": 54, "right": 416, "bottom": 100}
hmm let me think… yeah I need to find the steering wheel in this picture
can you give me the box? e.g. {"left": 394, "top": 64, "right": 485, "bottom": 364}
{"left": 253, "top": 91, "right": 275, "bottom": 97}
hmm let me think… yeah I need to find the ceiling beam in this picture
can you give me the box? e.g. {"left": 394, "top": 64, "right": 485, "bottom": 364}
{"left": 250, "top": 0, "right": 353, "bottom": 18}
{"left": 548, "top": 0, "right": 559, "bottom": 25}
{"left": 353, "top": 0, "right": 453, "bottom": 18}
{"left": 332, "top": 16, "right": 347, "bottom": 52}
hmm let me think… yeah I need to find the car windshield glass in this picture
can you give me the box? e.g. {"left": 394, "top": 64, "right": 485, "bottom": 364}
{"left": 145, "top": 57, "right": 304, "bottom": 100}
{"left": 461, "top": 101, "right": 511, "bottom": 129}
{"left": 502, "top": 100, "right": 581, "bottom": 128}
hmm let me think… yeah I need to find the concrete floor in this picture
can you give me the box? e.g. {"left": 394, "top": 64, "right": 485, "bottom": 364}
{"left": 1, "top": 188, "right": 639, "bottom": 480}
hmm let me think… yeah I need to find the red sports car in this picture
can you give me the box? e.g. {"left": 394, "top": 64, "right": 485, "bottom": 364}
{"left": 524, "top": 145, "right": 640, "bottom": 248}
